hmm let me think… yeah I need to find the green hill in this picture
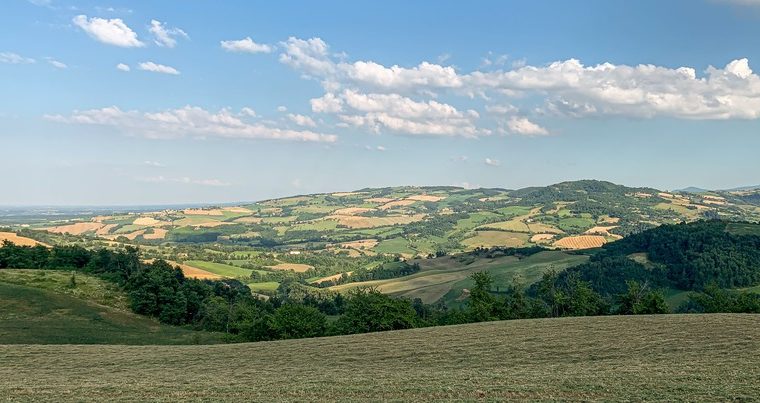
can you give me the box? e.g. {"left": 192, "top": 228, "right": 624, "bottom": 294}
{"left": 1, "top": 314, "right": 757, "bottom": 401}
{"left": 0, "top": 270, "right": 223, "bottom": 345}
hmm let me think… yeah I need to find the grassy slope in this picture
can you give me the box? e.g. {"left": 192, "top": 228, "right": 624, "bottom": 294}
{"left": 184, "top": 260, "right": 254, "bottom": 277}
{"left": 0, "top": 272, "right": 224, "bottom": 345}
{"left": 1, "top": 314, "right": 757, "bottom": 401}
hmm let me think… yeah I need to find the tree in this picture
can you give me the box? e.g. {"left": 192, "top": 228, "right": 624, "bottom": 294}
{"left": 617, "top": 280, "right": 669, "bottom": 315}
{"left": 271, "top": 304, "right": 327, "bottom": 339}
{"left": 334, "top": 288, "right": 417, "bottom": 334}
{"left": 468, "top": 272, "right": 497, "bottom": 322}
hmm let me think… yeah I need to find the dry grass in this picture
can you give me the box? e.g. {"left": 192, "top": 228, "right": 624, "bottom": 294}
{"left": 0, "top": 232, "right": 47, "bottom": 247}
{"left": 1, "top": 314, "right": 757, "bottom": 401}
{"left": 143, "top": 229, "right": 168, "bottom": 240}
{"left": 331, "top": 192, "right": 363, "bottom": 197}
{"left": 234, "top": 216, "right": 263, "bottom": 224}
{"left": 365, "top": 197, "right": 395, "bottom": 203}
{"left": 553, "top": 235, "right": 607, "bottom": 249}
{"left": 95, "top": 224, "right": 117, "bottom": 236}
{"left": 46, "top": 222, "right": 104, "bottom": 235}
{"left": 326, "top": 214, "right": 425, "bottom": 229}
{"left": 407, "top": 194, "right": 445, "bottom": 202}
{"left": 182, "top": 208, "right": 224, "bottom": 216}
{"left": 311, "top": 271, "right": 353, "bottom": 284}
{"left": 527, "top": 222, "right": 564, "bottom": 234}
{"left": 331, "top": 207, "right": 374, "bottom": 216}
{"left": 462, "top": 231, "right": 530, "bottom": 249}
{"left": 266, "top": 263, "right": 313, "bottom": 273}
{"left": 339, "top": 239, "right": 379, "bottom": 249}
{"left": 378, "top": 199, "right": 417, "bottom": 210}
{"left": 222, "top": 207, "right": 253, "bottom": 214}
{"left": 132, "top": 217, "right": 167, "bottom": 227}
{"left": 530, "top": 233, "right": 556, "bottom": 243}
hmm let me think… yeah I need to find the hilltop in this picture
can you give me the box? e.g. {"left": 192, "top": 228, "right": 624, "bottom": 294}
{"left": 1, "top": 314, "right": 757, "bottom": 401}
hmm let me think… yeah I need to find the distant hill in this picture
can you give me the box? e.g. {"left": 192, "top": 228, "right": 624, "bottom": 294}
{"left": 677, "top": 186, "right": 711, "bottom": 194}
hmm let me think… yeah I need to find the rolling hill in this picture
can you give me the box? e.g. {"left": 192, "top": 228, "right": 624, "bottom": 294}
{"left": 1, "top": 314, "right": 757, "bottom": 401}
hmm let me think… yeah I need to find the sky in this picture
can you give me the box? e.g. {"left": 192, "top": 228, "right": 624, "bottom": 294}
{"left": 2, "top": 0, "right": 760, "bottom": 205}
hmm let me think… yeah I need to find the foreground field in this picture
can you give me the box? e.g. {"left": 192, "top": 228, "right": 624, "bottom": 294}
{"left": 1, "top": 314, "right": 757, "bottom": 401}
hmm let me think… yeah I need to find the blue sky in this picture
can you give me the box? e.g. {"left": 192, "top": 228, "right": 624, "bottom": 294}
{"left": 2, "top": 0, "right": 760, "bottom": 205}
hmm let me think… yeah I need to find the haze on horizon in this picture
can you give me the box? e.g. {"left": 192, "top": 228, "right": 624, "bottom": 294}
{"left": 3, "top": 0, "right": 760, "bottom": 205}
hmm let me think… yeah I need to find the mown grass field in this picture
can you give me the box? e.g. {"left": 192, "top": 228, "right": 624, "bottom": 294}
{"left": 184, "top": 260, "right": 254, "bottom": 278}
{"left": 1, "top": 314, "right": 757, "bottom": 401}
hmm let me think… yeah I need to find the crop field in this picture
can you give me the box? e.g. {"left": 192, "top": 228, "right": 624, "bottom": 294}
{"left": 553, "top": 235, "right": 607, "bottom": 249}
{"left": 0, "top": 231, "right": 46, "bottom": 247}
{"left": 266, "top": 263, "right": 313, "bottom": 273}
{"left": 1, "top": 314, "right": 757, "bottom": 401}
{"left": 462, "top": 230, "right": 530, "bottom": 249}
{"left": 183, "top": 261, "right": 253, "bottom": 278}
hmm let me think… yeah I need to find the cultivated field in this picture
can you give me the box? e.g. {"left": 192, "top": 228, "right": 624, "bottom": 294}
{"left": 0, "top": 232, "right": 46, "bottom": 247}
{"left": 1, "top": 314, "right": 757, "bottom": 401}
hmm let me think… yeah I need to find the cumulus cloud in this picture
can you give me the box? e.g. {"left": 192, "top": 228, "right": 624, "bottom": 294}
{"left": 0, "top": 52, "right": 35, "bottom": 64}
{"left": 277, "top": 106, "right": 288, "bottom": 112}
{"left": 287, "top": 113, "right": 317, "bottom": 127}
{"left": 72, "top": 15, "right": 144, "bottom": 47}
{"left": 149, "top": 20, "right": 188, "bottom": 48}
{"left": 221, "top": 37, "right": 272, "bottom": 53}
{"left": 504, "top": 116, "right": 549, "bottom": 136}
{"left": 138, "top": 61, "right": 180, "bottom": 75}
{"left": 484, "top": 158, "right": 501, "bottom": 167}
{"left": 45, "top": 106, "right": 337, "bottom": 143}
{"left": 280, "top": 36, "right": 760, "bottom": 125}
{"left": 116, "top": 63, "right": 130, "bottom": 72}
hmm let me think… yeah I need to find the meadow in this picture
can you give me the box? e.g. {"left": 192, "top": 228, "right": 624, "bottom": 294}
{"left": 1, "top": 314, "right": 757, "bottom": 401}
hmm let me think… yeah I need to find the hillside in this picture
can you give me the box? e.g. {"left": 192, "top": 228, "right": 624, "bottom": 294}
{"left": 0, "top": 270, "right": 223, "bottom": 345}
{"left": 1, "top": 314, "right": 757, "bottom": 401}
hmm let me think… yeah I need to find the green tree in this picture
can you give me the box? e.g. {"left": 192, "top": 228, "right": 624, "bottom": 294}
{"left": 271, "top": 304, "right": 327, "bottom": 339}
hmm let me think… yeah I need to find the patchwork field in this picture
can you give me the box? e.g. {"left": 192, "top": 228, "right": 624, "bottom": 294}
{"left": 1, "top": 314, "right": 757, "bottom": 400}
{"left": 553, "top": 235, "right": 607, "bottom": 250}
{"left": 0, "top": 231, "right": 46, "bottom": 247}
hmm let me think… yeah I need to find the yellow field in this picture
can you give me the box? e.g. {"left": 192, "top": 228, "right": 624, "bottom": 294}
{"left": 462, "top": 231, "right": 530, "bottom": 249}
{"left": 378, "top": 199, "right": 417, "bottom": 210}
{"left": 183, "top": 208, "right": 224, "bottom": 216}
{"left": 326, "top": 214, "right": 425, "bottom": 229}
{"left": 266, "top": 263, "right": 313, "bottom": 273}
{"left": 407, "top": 194, "right": 445, "bottom": 202}
{"left": 331, "top": 207, "right": 374, "bottom": 216}
{"left": 340, "top": 239, "right": 379, "bottom": 249}
{"left": 311, "top": 271, "right": 352, "bottom": 284}
{"left": 234, "top": 216, "right": 263, "bottom": 224}
{"left": 143, "top": 229, "right": 168, "bottom": 240}
{"left": 222, "top": 207, "right": 253, "bottom": 214}
{"left": 479, "top": 218, "right": 530, "bottom": 232}
{"left": 365, "top": 197, "right": 394, "bottom": 203}
{"left": 46, "top": 222, "right": 104, "bottom": 235}
{"left": 331, "top": 192, "right": 363, "bottom": 197}
{"left": 527, "top": 222, "right": 563, "bottom": 234}
{"left": 144, "top": 260, "right": 222, "bottom": 280}
{"left": 132, "top": 217, "right": 167, "bottom": 227}
{"left": 530, "top": 233, "right": 555, "bottom": 243}
{"left": 95, "top": 224, "right": 117, "bottom": 235}
{"left": 553, "top": 235, "right": 607, "bottom": 249}
{"left": 0, "top": 232, "right": 47, "bottom": 247}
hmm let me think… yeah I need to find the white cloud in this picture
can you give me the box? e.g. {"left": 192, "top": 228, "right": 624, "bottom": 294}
{"left": 221, "top": 37, "right": 272, "bottom": 54}
{"left": 149, "top": 20, "right": 188, "bottom": 48}
{"left": 280, "top": 37, "right": 760, "bottom": 122}
{"left": 376, "top": 145, "right": 387, "bottom": 151}
{"left": 137, "top": 176, "right": 230, "bottom": 186}
{"left": 485, "top": 104, "right": 518, "bottom": 114}
{"left": 0, "top": 52, "right": 35, "bottom": 64}
{"left": 240, "top": 107, "right": 257, "bottom": 117}
{"left": 116, "top": 63, "right": 130, "bottom": 72}
{"left": 277, "top": 106, "right": 288, "bottom": 112}
{"left": 138, "top": 61, "right": 180, "bottom": 75}
{"left": 310, "top": 93, "right": 343, "bottom": 113}
{"left": 287, "top": 113, "right": 317, "bottom": 127}
{"left": 72, "top": 15, "right": 144, "bottom": 48}
{"left": 143, "top": 160, "right": 165, "bottom": 167}
{"left": 47, "top": 59, "right": 67, "bottom": 69}
{"left": 484, "top": 158, "right": 501, "bottom": 167}
{"left": 45, "top": 105, "right": 337, "bottom": 143}
{"left": 505, "top": 116, "right": 549, "bottom": 136}
{"left": 451, "top": 155, "right": 468, "bottom": 162}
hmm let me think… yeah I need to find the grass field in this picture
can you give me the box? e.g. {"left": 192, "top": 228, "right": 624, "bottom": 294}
{"left": 0, "top": 282, "right": 223, "bottom": 345}
{"left": 0, "top": 269, "right": 129, "bottom": 310}
{"left": 184, "top": 260, "right": 254, "bottom": 278}
{"left": 1, "top": 314, "right": 757, "bottom": 400}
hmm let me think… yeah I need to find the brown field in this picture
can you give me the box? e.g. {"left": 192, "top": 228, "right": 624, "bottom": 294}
{"left": 222, "top": 207, "right": 253, "bottom": 214}
{"left": 703, "top": 199, "right": 727, "bottom": 205}
{"left": 585, "top": 226, "right": 618, "bottom": 236}
{"left": 365, "top": 197, "right": 395, "bottom": 203}
{"left": 462, "top": 231, "right": 530, "bottom": 249}
{"left": 378, "top": 199, "right": 417, "bottom": 210}
{"left": 143, "top": 229, "right": 168, "bottom": 240}
{"left": 331, "top": 207, "right": 374, "bottom": 216}
{"left": 598, "top": 215, "right": 621, "bottom": 224}
{"left": 326, "top": 214, "right": 425, "bottom": 229}
{"left": 132, "top": 217, "right": 168, "bottom": 227}
{"left": 553, "top": 235, "right": 607, "bottom": 250}
{"left": 311, "top": 271, "right": 353, "bottom": 284}
{"left": 195, "top": 221, "right": 234, "bottom": 228}
{"left": 407, "top": 194, "right": 445, "bottom": 202}
{"left": 530, "top": 233, "right": 556, "bottom": 243}
{"left": 183, "top": 208, "right": 224, "bottom": 216}
{"left": 331, "top": 192, "right": 363, "bottom": 197}
{"left": 91, "top": 215, "right": 113, "bottom": 223}
{"left": 95, "top": 224, "right": 117, "bottom": 236}
{"left": 480, "top": 218, "right": 530, "bottom": 233}
{"left": 266, "top": 263, "right": 313, "bottom": 273}
{"left": 46, "top": 222, "right": 104, "bottom": 235}
{"left": 340, "top": 239, "right": 379, "bottom": 249}
{"left": 703, "top": 194, "right": 726, "bottom": 201}
{"left": 0, "top": 232, "right": 47, "bottom": 247}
